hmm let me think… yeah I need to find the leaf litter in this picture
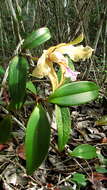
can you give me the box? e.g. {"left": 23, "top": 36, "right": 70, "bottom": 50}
{"left": 0, "top": 99, "right": 107, "bottom": 189}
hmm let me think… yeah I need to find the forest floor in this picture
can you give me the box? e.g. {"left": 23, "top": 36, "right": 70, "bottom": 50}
{"left": 0, "top": 96, "right": 107, "bottom": 190}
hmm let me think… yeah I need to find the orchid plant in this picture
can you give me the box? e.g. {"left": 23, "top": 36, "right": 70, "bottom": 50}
{"left": 6, "top": 27, "right": 99, "bottom": 175}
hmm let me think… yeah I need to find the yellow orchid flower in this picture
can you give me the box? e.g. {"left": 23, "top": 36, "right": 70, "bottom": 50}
{"left": 32, "top": 34, "right": 93, "bottom": 91}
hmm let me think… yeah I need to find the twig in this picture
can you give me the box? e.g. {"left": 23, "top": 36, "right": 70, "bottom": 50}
{"left": 85, "top": 160, "right": 94, "bottom": 183}
{"left": 74, "top": 0, "right": 92, "bottom": 44}
{"left": 101, "top": 16, "right": 107, "bottom": 85}
{"left": 73, "top": 158, "right": 90, "bottom": 178}
{"left": 93, "top": 10, "right": 106, "bottom": 52}
{"left": 13, "top": 39, "right": 24, "bottom": 55}
{"left": 57, "top": 174, "right": 71, "bottom": 185}
{"left": 0, "top": 66, "right": 9, "bottom": 98}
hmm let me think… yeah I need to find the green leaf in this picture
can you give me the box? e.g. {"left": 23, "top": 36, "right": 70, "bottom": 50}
{"left": 71, "top": 173, "right": 87, "bottom": 187}
{"left": 26, "top": 81, "right": 37, "bottom": 94}
{"left": 95, "top": 115, "right": 107, "bottom": 126}
{"left": 70, "top": 144, "right": 97, "bottom": 159}
{"left": 48, "top": 81, "right": 99, "bottom": 106}
{"left": 22, "top": 27, "right": 51, "bottom": 50}
{"left": 8, "top": 56, "right": 28, "bottom": 109}
{"left": 55, "top": 105, "right": 71, "bottom": 151}
{"left": 95, "top": 166, "right": 107, "bottom": 173}
{"left": 0, "top": 66, "right": 5, "bottom": 75}
{"left": 0, "top": 115, "right": 12, "bottom": 143}
{"left": 25, "top": 103, "right": 50, "bottom": 175}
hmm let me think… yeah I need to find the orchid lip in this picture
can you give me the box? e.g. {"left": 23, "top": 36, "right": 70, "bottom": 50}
{"left": 64, "top": 67, "right": 80, "bottom": 81}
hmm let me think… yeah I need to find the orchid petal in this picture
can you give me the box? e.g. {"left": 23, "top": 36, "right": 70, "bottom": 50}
{"left": 32, "top": 50, "right": 50, "bottom": 78}
{"left": 49, "top": 51, "right": 67, "bottom": 65}
{"left": 56, "top": 45, "right": 94, "bottom": 62}
{"left": 67, "top": 33, "right": 84, "bottom": 45}
{"left": 32, "top": 50, "right": 59, "bottom": 91}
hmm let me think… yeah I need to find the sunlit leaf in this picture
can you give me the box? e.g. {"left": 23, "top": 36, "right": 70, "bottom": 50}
{"left": 0, "top": 115, "right": 12, "bottom": 143}
{"left": 48, "top": 81, "right": 99, "bottom": 106}
{"left": 25, "top": 103, "right": 50, "bottom": 175}
{"left": 55, "top": 105, "right": 71, "bottom": 151}
{"left": 70, "top": 144, "right": 97, "bottom": 159}
{"left": 22, "top": 27, "right": 51, "bottom": 50}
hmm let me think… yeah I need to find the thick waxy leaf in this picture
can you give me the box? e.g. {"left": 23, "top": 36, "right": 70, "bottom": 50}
{"left": 0, "top": 115, "right": 12, "bottom": 143}
{"left": 48, "top": 81, "right": 99, "bottom": 106}
{"left": 22, "top": 27, "right": 51, "bottom": 50}
{"left": 70, "top": 144, "right": 97, "bottom": 159}
{"left": 95, "top": 115, "right": 107, "bottom": 126}
{"left": 26, "top": 81, "right": 37, "bottom": 94}
{"left": 8, "top": 56, "right": 28, "bottom": 109}
{"left": 25, "top": 103, "right": 50, "bottom": 175}
{"left": 55, "top": 105, "right": 71, "bottom": 151}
